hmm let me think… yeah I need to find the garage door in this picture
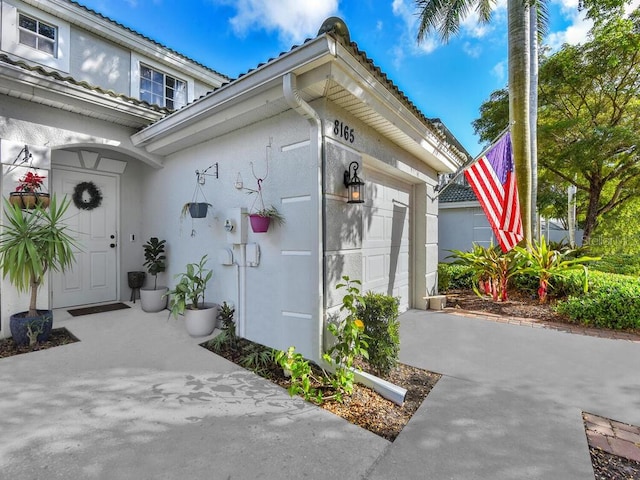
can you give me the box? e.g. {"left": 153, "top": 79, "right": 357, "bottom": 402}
{"left": 361, "top": 170, "right": 411, "bottom": 311}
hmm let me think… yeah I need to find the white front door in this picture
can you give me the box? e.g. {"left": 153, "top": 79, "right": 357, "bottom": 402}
{"left": 361, "top": 170, "right": 412, "bottom": 311}
{"left": 51, "top": 168, "right": 118, "bottom": 308}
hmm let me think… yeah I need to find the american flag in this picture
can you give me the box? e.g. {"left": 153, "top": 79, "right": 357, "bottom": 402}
{"left": 464, "top": 132, "right": 523, "bottom": 252}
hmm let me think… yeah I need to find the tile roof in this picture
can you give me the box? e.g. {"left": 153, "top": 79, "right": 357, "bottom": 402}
{"left": 207, "top": 33, "right": 468, "bottom": 163}
{"left": 0, "top": 53, "right": 170, "bottom": 114}
{"left": 438, "top": 182, "right": 478, "bottom": 203}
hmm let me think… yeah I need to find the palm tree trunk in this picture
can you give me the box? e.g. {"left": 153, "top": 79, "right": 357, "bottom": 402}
{"left": 529, "top": 5, "right": 539, "bottom": 242}
{"left": 508, "top": 0, "right": 533, "bottom": 246}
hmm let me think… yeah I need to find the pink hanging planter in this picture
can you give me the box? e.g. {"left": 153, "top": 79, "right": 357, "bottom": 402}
{"left": 249, "top": 214, "right": 271, "bottom": 233}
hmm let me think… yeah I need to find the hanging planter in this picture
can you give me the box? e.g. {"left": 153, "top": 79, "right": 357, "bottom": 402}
{"left": 181, "top": 168, "right": 215, "bottom": 221}
{"left": 10, "top": 171, "right": 49, "bottom": 209}
{"left": 249, "top": 214, "right": 271, "bottom": 233}
{"left": 9, "top": 192, "right": 50, "bottom": 209}
{"left": 244, "top": 140, "right": 285, "bottom": 233}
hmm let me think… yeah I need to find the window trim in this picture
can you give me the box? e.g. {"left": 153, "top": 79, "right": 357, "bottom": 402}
{"left": 139, "top": 63, "right": 187, "bottom": 109}
{"left": 17, "top": 12, "right": 58, "bottom": 57}
{"left": 130, "top": 53, "right": 195, "bottom": 108}
{"left": 1, "top": 0, "right": 70, "bottom": 72}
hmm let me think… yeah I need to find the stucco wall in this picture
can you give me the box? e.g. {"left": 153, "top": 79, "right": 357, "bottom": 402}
{"left": 0, "top": 95, "right": 153, "bottom": 337}
{"left": 140, "top": 109, "right": 321, "bottom": 359}
{"left": 318, "top": 100, "right": 439, "bottom": 312}
{"left": 438, "top": 205, "right": 495, "bottom": 262}
{"left": 70, "top": 28, "right": 131, "bottom": 95}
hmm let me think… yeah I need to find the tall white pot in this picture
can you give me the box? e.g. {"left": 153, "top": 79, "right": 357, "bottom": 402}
{"left": 184, "top": 303, "right": 218, "bottom": 337}
{"left": 140, "top": 287, "right": 168, "bottom": 312}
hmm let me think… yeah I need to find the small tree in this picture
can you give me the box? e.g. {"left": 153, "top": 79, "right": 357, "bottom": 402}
{"left": 143, "top": 237, "right": 166, "bottom": 290}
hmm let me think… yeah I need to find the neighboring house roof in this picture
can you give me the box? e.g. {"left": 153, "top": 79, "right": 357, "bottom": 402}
{"left": 438, "top": 182, "right": 478, "bottom": 203}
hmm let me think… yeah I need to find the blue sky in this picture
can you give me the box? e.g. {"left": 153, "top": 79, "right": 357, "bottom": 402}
{"left": 78, "top": 0, "right": 599, "bottom": 156}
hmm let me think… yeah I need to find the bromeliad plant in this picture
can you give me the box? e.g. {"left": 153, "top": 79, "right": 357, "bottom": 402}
{"left": 514, "top": 236, "right": 598, "bottom": 303}
{"left": 15, "top": 171, "right": 46, "bottom": 193}
{"left": 449, "top": 243, "right": 525, "bottom": 302}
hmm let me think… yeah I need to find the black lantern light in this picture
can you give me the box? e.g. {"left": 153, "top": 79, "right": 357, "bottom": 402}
{"left": 343, "top": 161, "right": 364, "bottom": 204}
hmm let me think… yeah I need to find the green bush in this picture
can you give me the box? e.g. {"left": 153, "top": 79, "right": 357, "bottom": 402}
{"left": 438, "top": 263, "right": 474, "bottom": 292}
{"left": 356, "top": 292, "right": 400, "bottom": 376}
{"left": 590, "top": 255, "right": 640, "bottom": 277}
{"left": 555, "top": 272, "right": 640, "bottom": 330}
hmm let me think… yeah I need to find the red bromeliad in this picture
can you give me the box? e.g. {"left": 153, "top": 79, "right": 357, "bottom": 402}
{"left": 16, "top": 171, "right": 46, "bottom": 193}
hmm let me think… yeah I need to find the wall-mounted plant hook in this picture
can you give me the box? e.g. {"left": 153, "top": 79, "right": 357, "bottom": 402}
{"left": 195, "top": 163, "right": 219, "bottom": 185}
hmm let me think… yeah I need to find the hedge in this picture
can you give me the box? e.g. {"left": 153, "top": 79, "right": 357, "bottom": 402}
{"left": 555, "top": 271, "right": 640, "bottom": 330}
{"left": 437, "top": 263, "right": 474, "bottom": 292}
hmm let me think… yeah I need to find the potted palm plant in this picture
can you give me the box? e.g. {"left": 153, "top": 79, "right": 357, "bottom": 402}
{"left": 0, "top": 196, "right": 76, "bottom": 346}
{"left": 9, "top": 170, "right": 50, "bottom": 209}
{"left": 166, "top": 255, "right": 218, "bottom": 336}
{"left": 140, "top": 237, "right": 168, "bottom": 312}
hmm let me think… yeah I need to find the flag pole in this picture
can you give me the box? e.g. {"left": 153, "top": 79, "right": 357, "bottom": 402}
{"left": 433, "top": 123, "right": 513, "bottom": 199}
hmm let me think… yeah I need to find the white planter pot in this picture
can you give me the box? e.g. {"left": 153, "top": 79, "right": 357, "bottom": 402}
{"left": 184, "top": 303, "right": 219, "bottom": 337}
{"left": 140, "top": 287, "right": 168, "bottom": 312}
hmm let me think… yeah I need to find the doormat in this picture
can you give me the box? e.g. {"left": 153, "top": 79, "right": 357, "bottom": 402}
{"left": 67, "top": 303, "right": 131, "bottom": 317}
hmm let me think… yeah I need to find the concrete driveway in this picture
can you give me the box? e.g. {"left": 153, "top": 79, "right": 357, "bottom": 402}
{"left": 0, "top": 305, "right": 638, "bottom": 479}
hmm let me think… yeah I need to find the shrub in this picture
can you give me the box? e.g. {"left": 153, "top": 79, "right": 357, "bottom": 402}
{"left": 555, "top": 272, "right": 640, "bottom": 330}
{"left": 438, "top": 263, "right": 474, "bottom": 292}
{"left": 590, "top": 255, "right": 640, "bottom": 277}
{"left": 356, "top": 292, "right": 400, "bottom": 376}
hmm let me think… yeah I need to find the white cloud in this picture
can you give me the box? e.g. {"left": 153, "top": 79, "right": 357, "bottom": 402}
{"left": 391, "top": 0, "right": 506, "bottom": 62}
{"left": 220, "top": 0, "right": 339, "bottom": 44}
{"left": 391, "top": 0, "right": 440, "bottom": 55}
{"left": 491, "top": 60, "right": 506, "bottom": 83}
{"left": 546, "top": 0, "right": 592, "bottom": 50}
{"left": 463, "top": 41, "right": 482, "bottom": 58}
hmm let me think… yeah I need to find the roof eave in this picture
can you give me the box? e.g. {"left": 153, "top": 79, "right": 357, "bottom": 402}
{"left": 0, "top": 61, "right": 166, "bottom": 128}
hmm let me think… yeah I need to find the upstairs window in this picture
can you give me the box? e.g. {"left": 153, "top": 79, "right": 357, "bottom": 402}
{"left": 139, "top": 64, "right": 187, "bottom": 109}
{"left": 18, "top": 13, "right": 56, "bottom": 57}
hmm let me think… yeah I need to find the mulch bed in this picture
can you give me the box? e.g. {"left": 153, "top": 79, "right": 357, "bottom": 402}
{"left": 202, "top": 337, "right": 440, "bottom": 441}
{"left": 590, "top": 447, "right": 640, "bottom": 479}
{"left": 0, "top": 327, "right": 79, "bottom": 358}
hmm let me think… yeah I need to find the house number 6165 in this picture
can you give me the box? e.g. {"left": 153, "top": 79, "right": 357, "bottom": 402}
{"left": 333, "top": 120, "right": 355, "bottom": 143}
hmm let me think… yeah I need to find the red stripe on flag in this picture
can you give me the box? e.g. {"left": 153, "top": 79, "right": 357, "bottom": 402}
{"left": 463, "top": 133, "right": 523, "bottom": 252}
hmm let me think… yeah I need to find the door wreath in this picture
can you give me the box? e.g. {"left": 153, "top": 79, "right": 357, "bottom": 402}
{"left": 72, "top": 181, "right": 103, "bottom": 210}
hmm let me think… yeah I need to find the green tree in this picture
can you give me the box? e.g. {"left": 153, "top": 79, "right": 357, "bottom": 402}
{"left": 473, "top": 6, "right": 640, "bottom": 245}
{"left": 538, "top": 11, "right": 640, "bottom": 244}
{"left": 416, "top": 0, "right": 533, "bottom": 246}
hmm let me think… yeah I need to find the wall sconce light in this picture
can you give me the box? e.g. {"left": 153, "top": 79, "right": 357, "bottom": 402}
{"left": 343, "top": 161, "right": 365, "bottom": 204}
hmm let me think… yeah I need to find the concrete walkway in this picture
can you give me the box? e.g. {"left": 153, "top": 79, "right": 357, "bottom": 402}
{"left": 0, "top": 305, "right": 638, "bottom": 479}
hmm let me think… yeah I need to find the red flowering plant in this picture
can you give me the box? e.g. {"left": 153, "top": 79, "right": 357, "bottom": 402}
{"left": 15, "top": 171, "right": 46, "bottom": 193}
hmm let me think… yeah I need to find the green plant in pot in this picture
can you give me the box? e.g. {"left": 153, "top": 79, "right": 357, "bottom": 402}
{"left": 248, "top": 206, "right": 285, "bottom": 233}
{"left": 166, "top": 255, "right": 218, "bottom": 336}
{"left": 140, "top": 237, "right": 168, "bottom": 312}
{"left": 0, "top": 196, "right": 77, "bottom": 346}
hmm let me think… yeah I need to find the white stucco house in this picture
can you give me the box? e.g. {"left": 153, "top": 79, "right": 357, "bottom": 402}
{"left": 0, "top": 0, "right": 467, "bottom": 361}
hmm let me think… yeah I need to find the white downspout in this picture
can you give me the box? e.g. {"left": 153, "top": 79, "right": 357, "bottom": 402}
{"left": 282, "top": 71, "right": 407, "bottom": 406}
{"left": 282, "top": 72, "right": 325, "bottom": 363}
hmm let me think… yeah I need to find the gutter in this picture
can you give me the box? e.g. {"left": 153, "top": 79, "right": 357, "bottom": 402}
{"left": 282, "top": 70, "right": 407, "bottom": 407}
{"left": 283, "top": 71, "right": 325, "bottom": 365}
